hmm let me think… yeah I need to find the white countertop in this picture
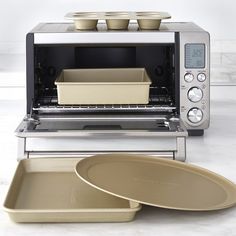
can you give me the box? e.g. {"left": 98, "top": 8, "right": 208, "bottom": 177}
{"left": 0, "top": 86, "right": 236, "bottom": 236}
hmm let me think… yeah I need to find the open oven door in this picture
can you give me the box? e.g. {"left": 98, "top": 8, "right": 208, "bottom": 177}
{"left": 15, "top": 114, "right": 187, "bottom": 161}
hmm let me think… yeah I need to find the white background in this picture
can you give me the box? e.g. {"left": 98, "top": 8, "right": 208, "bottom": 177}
{"left": 0, "top": 0, "right": 236, "bottom": 53}
{"left": 0, "top": 1, "right": 236, "bottom": 235}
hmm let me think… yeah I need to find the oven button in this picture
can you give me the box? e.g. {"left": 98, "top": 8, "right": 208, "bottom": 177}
{"left": 197, "top": 73, "right": 206, "bottom": 82}
{"left": 184, "top": 73, "right": 194, "bottom": 82}
{"left": 187, "top": 108, "right": 203, "bottom": 123}
{"left": 188, "top": 87, "right": 203, "bottom": 103}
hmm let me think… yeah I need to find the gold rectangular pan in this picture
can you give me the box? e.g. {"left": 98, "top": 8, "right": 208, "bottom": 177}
{"left": 55, "top": 68, "right": 152, "bottom": 105}
{"left": 3, "top": 158, "right": 141, "bottom": 223}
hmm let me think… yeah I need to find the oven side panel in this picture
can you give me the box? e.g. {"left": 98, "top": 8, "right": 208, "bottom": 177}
{"left": 26, "top": 33, "right": 35, "bottom": 115}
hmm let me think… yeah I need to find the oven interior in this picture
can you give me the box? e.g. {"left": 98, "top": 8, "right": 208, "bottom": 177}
{"left": 27, "top": 44, "right": 179, "bottom": 132}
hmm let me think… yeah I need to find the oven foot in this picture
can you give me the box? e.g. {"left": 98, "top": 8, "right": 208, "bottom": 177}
{"left": 188, "top": 129, "right": 204, "bottom": 136}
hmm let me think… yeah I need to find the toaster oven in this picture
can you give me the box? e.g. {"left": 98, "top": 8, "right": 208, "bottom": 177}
{"left": 16, "top": 22, "right": 210, "bottom": 161}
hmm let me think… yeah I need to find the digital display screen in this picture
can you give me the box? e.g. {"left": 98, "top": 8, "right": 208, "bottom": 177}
{"left": 185, "top": 44, "right": 205, "bottom": 69}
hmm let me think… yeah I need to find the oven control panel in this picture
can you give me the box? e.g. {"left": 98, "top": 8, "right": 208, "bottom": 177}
{"left": 179, "top": 32, "right": 210, "bottom": 130}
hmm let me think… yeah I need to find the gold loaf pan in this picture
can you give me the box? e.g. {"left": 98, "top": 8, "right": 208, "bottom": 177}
{"left": 3, "top": 158, "right": 141, "bottom": 223}
{"left": 55, "top": 68, "right": 152, "bottom": 105}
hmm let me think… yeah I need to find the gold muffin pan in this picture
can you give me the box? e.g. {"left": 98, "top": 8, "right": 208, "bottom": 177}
{"left": 65, "top": 11, "right": 171, "bottom": 30}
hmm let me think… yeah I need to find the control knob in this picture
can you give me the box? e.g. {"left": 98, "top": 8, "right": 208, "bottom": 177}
{"left": 187, "top": 108, "right": 203, "bottom": 123}
{"left": 188, "top": 87, "right": 203, "bottom": 102}
{"left": 197, "top": 73, "right": 206, "bottom": 82}
{"left": 184, "top": 73, "right": 194, "bottom": 82}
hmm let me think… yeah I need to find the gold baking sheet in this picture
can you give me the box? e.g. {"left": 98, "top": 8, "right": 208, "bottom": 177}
{"left": 75, "top": 154, "right": 236, "bottom": 211}
{"left": 3, "top": 158, "right": 141, "bottom": 223}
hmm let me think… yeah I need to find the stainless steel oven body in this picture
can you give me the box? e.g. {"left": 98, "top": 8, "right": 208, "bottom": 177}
{"left": 16, "top": 22, "right": 210, "bottom": 161}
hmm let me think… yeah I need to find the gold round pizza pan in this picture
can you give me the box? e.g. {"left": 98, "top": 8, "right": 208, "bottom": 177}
{"left": 75, "top": 154, "right": 236, "bottom": 211}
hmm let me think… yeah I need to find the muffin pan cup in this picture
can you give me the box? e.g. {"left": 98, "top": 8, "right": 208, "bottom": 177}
{"left": 136, "top": 12, "right": 164, "bottom": 30}
{"left": 106, "top": 19, "right": 130, "bottom": 30}
{"left": 74, "top": 19, "right": 98, "bottom": 30}
{"left": 72, "top": 12, "right": 99, "bottom": 30}
{"left": 105, "top": 12, "right": 130, "bottom": 30}
{"left": 137, "top": 19, "right": 161, "bottom": 30}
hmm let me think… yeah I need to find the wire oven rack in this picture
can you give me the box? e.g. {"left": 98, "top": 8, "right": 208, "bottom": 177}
{"left": 33, "top": 86, "right": 176, "bottom": 113}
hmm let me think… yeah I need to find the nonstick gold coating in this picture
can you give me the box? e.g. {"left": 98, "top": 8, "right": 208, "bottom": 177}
{"left": 76, "top": 154, "right": 236, "bottom": 211}
{"left": 74, "top": 19, "right": 98, "bottom": 30}
{"left": 106, "top": 19, "right": 130, "bottom": 30}
{"left": 55, "top": 68, "right": 151, "bottom": 105}
{"left": 3, "top": 158, "right": 141, "bottom": 223}
{"left": 65, "top": 11, "right": 171, "bottom": 20}
{"left": 72, "top": 12, "right": 99, "bottom": 30}
{"left": 65, "top": 11, "right": 171, "bottom": 30}
{"left": 137, "top": 19, "right": 161, "bottom": 30}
